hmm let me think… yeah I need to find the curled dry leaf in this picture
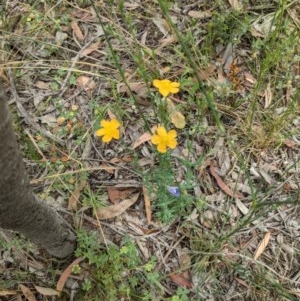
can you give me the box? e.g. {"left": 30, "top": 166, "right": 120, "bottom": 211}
{"left": 71, "top": 20, "right": 84, "bottom": 40}
{"left": 264, "top": 82, "right": 272, "bottom": 109}
{"left": 19, "top": 284, "right": 37, "bottom": 301}
{"left": 251, "top": 13, "right": 275, "bottom": 38}
{"left": 153, "top": 17, "right": 170, "bottom": 36}
{"left": 96, "top": 193, "right": 139, "bottom": 219}
{"left": 68, "top": 180, "right": 87, "bottom": 211}
{"left": 106, "top": 187, "right": 136, "bottom": 204}
{"left": 254, "top": 231, "right": 271, "bottom": 260}
{"left": 166, "top": 98, "right": 186, "bottom": 129}
{"left": 169, "top": 273, "right": 193, "bottom": 289}
{"left": 76, "top": 76, "right": 96, "bottom": 92}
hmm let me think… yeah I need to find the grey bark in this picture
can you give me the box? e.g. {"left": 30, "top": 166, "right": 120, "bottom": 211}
{"left": 0, "top": 83, "right": 76, "bottom": 258}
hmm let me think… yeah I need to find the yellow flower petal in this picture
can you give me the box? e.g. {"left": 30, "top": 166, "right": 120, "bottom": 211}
{"left": 151, "top": 126, "right": 177, "bottom": 153}
{"left": 111, "top": 129, "right": 120, "bottom": 139}
{"left": 159, "top": 88, "right": 169, "bottom": 97}
{"left": 151, "top": 135, "right": 160, "bottom": 145}
{"left": 102, "top": 134, "right": 113, "bottom": 143}
{"left": 170, "top": 82, "right": 180, "bottom": 88}
{"left": 110, "top": 118, "right": 121, "bottom": 128}
{"left": 167, "top": 129, "right": 177, "bottom": 138}
{"left": 153, "top": 79, "right": 180, "bottom": 97}
{"left": 152, "top": 79, "right": 162, "bottom": 89}
{"left": 156, "top": 126, "right": 167, "bottom": 137}
{"left": 96, "top": 118, "right": 121, "bottom": 143}
{"left": 96, "top": 128, "right": 105, "bottom": 137}
{"left": 169, "top": 86, "right": 179, "bottom": 94}
{"left": 167, "top": 138, "right": 177, "bottom": 149}
{"left": 157, "top": 143, "right": 167, "bottom": 153}
{"left": 100, "top": 119, "right": 110, "bottom": 127}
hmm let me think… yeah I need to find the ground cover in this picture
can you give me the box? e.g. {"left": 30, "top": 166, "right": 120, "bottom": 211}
{"left": 0, "top": 0, "right": 300, "bottom": 300}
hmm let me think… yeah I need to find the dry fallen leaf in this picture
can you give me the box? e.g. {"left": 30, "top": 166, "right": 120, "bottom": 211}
{"left": 228, "top": 0, "right": 243, "bottom": 11}
{"left": 143, "top": 185, "right": 152, "bottom": 224}
{"left": 68, "top": 180, "right": 87, "bottom": 210}
{"left": 209, "top": 161, "right": 244, "bottom": 199}
{"left": 56, "top": 257, "right": 83, "bottom": 293}
{"left": 251, "top": 13, "right": 275, "bottom": 38}
{"left": 197, "top": 64, "right": 216, "bottom": 80}
{"left": 235, "top": 199, "right": 249, "bottom": 215}
{"left": 80, "top": 41, "right": 101, "bottom": 57}
{"left": 106, "top": 187, "right": 136, "bottom": 204}
{"left": 76, "top": 76, "right": 96, "bottom": 91}
{"left": 117, "top": 82, "right": 148, "bottom": 97}
{"left": 99, "top": 162, "right": 115, "bottom": 174}
{"left": 34, "top": 80, "right": 50, "bottom": 90}
{"left": 71, "top": 20, "right": 84, "bottom": 40}
{"left": 19, "top": 284, "right": 37, "bottom": 301}
{"left": 107, "top": 109, "right": 117, "bottom": 120}
{"left": 34, "top": 286, "right": 60, "bottom": 296}
{"left": 283, "top": 139, "right": 296, "bottom": 148}
{"left": 132, "top": 132, "right": 152, "bottom": 149}
{"left": 96, "top": 193, "right": 139, "bottom": 219}
{"left": 124, "top": 2, "right": 140, "bottom": 10}
{"left": 153, "top": 17, "right": 170, "bottom": 36}
{"left": 171, "top": 111, "right": 186, "bottom": 129}
{"left": 264, "top": 82, "right": 272, "bottom": 109}
{"left": 166, "top": 98, "right": 186, "bottom": 129}
{"left": 0, "top": 290, "right": 17, "bottom": 296}
{"left": 254, "top": 232, "right": 271, "bottom": 260}
{"left": 179, "top": 248, "right": 192, "bottom": 281}
{"left": 169, "top": 273, "right": 193, "bottom": 289}
{"left": 188, "top": 10, "right": 212, "bottom": 19}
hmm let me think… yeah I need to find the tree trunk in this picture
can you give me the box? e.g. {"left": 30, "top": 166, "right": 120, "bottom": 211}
{"left": 0, "top": 83, "right": 76, "bottom": 258}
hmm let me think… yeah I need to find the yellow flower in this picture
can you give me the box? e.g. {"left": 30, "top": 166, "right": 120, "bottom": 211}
{"left": 96, "top": 119, "right": 121, "bottom": 143}
{"left": 151, "top": 126, "right": 177, "bottom": 153}
{"left": 153, "top": 79, "right": 180, "bottom": 97}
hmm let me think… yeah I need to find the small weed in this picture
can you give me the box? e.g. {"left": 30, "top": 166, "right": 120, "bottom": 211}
{"left": 75, "top": 231, "right": 162, "bottom": 300}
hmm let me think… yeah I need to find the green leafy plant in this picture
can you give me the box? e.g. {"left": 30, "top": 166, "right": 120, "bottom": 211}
{"left": 75, "top": 231, "right": 162, "bottom": 300}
